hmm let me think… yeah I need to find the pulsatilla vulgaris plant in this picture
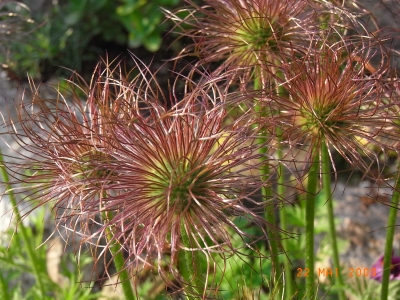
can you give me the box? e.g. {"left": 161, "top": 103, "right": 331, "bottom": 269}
{"left": 168, "top": 0, "right": 317, "bottom": 84}
{"left": 4, "top": 59, "right": 145, "bottom": 226}
{"left": 265, "top": 43, "right": 393, "bottom": 172}
{"left": 2, "top": 59, "right": 275, "bottom": 298}
{"left": 102, "top": 99, "right": 273, "bottom": 297}
{"left": 254, "top": 41, "right": 397, "bottom": 299}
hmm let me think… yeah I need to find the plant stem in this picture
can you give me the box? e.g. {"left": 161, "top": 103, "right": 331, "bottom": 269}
{"left": 381, "top": 159, "right": 400, "bottom": 300}
{"left": 277, "top": 127, "right": 295, "bottom": 299}
{"left": 178, "top": 223, "right": 203, "bottom": 299}
{"left": 321, "top": 142, "right": 345, "bottom": 300}
{"left": 273, "top": 64, "right": 294, "bottom": 298}
{"left": 102, "top": 211, "right": 136, "bottom": 300}
{"left": 262, "top": 152, "right": 281, "bottom": 282}
{"left": 305, "top": 151, "right": 319, "bottom": 299}
{"left": 0, "top": 150, "right": 46, "bottom": 299}
{"left": 254, "top": 74, "right": 282, "bottom": 288}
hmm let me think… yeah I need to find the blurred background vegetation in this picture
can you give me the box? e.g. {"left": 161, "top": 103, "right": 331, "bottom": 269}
{"left": 0, "top": 0, "right": 183, "bottom": 81}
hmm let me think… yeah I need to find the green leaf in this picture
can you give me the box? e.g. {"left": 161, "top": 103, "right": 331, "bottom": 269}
{"left": 116, "top": 0, "right": 147, "bottom": 16}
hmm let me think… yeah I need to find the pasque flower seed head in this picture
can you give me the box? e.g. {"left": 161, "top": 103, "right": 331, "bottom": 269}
{"left": 2, "top": 59, "right": 275, "bottom": 296}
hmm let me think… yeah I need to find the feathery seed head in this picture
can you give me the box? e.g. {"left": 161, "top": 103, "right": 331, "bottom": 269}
{"left": 101, "top": 99, "right": 271, "bottom": 291}
{"left": 264, "top": 43, "right": 392, "bottom": 170}
{"left": 168, "top": 0, "right": 316, "bottom": 80}
{"left": 3, "top": 60, "right": 273, "bottom": 296}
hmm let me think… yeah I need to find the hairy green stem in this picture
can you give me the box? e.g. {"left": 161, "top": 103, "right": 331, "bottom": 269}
{"left": 305, "top": 152, "right": 319, "bottom": 299}
{"left": 178, "top": 223, "right": 203, "bottom": 299}
{"left": 274, "top": 65, "right": 294, "bottom": 298}
{"left": 381, "top": 159, "right": 400, "bottom": 300}
{"left": 277, "top": 128, "right": 295, "bottom": 299}
{"left": 102, "top": 211, "right": 136, "bottom": 300}
{"left": 0, "top": 150, "right": 46, "bottom": 299}
{"left": 321, "top": 143, "right": 345, "bottom": 300}
{"left": 262, "top": 149, "right": 281, "bottom": 284}
{"left": 254, "top": 73, "right": 282, "bottom": 287}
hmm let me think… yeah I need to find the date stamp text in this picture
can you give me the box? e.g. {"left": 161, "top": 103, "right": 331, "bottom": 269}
{"left": 296, "top": 267, "right": 377, "bottom": 278}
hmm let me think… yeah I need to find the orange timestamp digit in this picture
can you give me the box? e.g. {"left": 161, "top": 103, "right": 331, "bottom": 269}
{"left": 296, "top": 268, "right": 310, "bottom": 277}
